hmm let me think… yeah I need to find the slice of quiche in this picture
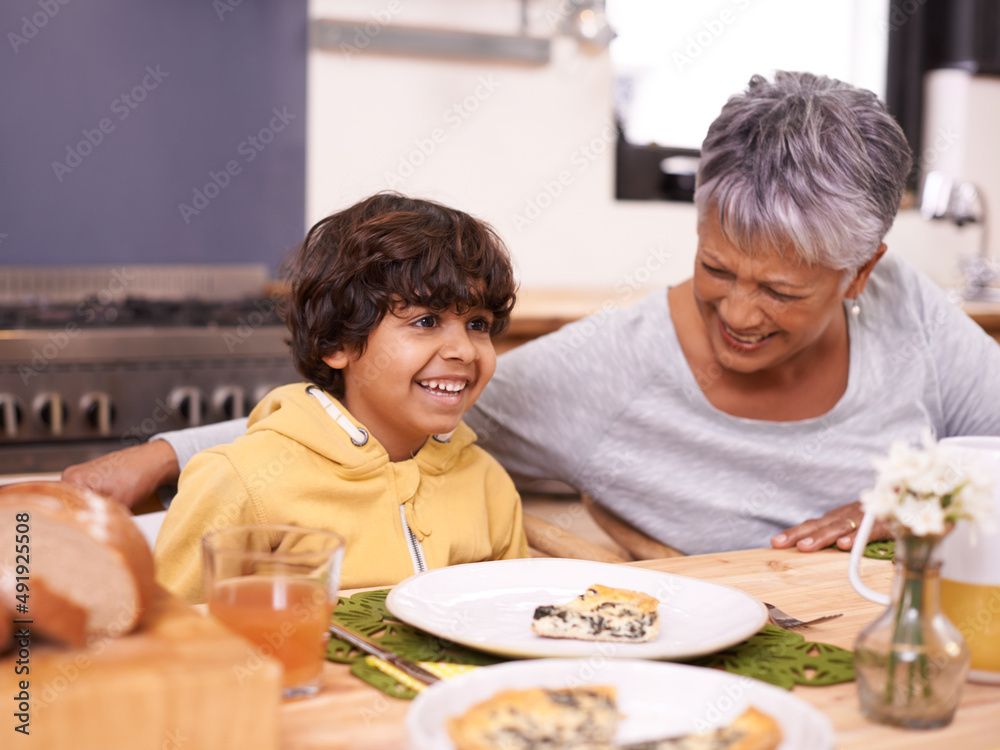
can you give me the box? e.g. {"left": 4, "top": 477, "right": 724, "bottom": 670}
{"left": 622, "top": 707, "right": 782, "bottom": 750}
{"left": 447, "top": 686, "right": 782, "bottom": 750}
{"left": 447, "top": 685, "right": 619, "bottom": 750}
{"left": 531, "top": 584, "right": 660, "bottom": 643}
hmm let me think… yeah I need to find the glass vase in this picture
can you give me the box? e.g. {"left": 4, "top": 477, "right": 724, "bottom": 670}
{"left": 854, "top": 529, "right": 970, "bottom": 728}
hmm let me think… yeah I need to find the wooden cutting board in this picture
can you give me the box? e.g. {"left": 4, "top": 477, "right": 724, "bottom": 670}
{"left": 1, "top": 584, "right": 281, "bottom": 749}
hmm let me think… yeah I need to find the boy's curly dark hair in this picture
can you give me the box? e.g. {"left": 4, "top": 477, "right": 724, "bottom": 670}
{"left": 281, "top": 192, "right": 517, "bottom": 396}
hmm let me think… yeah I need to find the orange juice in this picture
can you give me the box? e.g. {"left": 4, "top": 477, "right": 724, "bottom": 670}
{"left": 941, "top": 579, "right": 1000, "bottom": 675}
{"left": 209, "top": 576, "right": 332, "bottom": 690}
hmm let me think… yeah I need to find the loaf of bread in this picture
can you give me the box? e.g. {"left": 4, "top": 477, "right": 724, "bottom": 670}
{"left": 0, "top": 481, "right": 155, "bottom": 647}
{"left": 448, "top": 685, "right": 619, "bottom": 750}
{"left": 532, "top": 584, "right": 660, "bottom": 643}
{"left": 0, "top": 602, "right": 13, "bottom": 655}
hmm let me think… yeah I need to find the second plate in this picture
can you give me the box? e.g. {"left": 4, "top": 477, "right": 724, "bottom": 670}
{"left": 385, "top": 558, "right": 768, "bottom": 660}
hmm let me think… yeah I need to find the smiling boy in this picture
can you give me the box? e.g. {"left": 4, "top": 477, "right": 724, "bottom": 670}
{"left": 153, "top": 193, "right": 529, "bottom": 603}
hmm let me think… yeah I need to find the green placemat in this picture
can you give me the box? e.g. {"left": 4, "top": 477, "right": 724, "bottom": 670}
{"left": 864, "top": 539, "right": 894, "bottom": 560}
{"left": 327, "top": 589, "right": 855, "bottom": 699}
{"left": 327, "top": 589, "right": 504, "bottom": 699}
{"left": 687, "top": 624, "right": 854, "bottom": 689}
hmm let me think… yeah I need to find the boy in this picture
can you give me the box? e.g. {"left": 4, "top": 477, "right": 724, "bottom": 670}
{"left": 153, "top": 193, "right": 529, "bottom": 603}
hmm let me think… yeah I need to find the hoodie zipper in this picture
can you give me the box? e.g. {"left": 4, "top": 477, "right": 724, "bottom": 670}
{"left": 399, "top": 505, "right": 427, "bottom": 575}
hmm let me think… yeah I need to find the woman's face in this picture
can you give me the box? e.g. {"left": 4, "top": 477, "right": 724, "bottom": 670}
{"left": 692, "top": 210, "right": 853, "bottom": 376}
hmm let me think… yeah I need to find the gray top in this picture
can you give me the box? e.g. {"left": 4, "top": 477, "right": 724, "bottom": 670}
{"left": 159, "top": 253, "right": 1000, "bottom": 553}
{"left": 155, "top": 418, "right": 248, "bottom": 473}
{"left": 466, "top": 253, "right": 1000, "bottom": 554}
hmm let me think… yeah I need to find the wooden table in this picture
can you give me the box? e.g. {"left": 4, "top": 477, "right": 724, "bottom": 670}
{"left": 279, "top": 547, "right": 1000, "bottom": 749}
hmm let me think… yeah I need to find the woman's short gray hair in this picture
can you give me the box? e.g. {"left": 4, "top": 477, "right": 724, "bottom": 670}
{"left": 694, "top": 71, "right": 913, "bottom": 273}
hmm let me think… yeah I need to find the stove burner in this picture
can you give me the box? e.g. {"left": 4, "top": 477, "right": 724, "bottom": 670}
{"left": 0, "top": 296, "right": 285, "bottom": 329}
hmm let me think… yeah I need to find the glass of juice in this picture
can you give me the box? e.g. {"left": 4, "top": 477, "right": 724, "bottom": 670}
{"left": 202, "top": 524, "right": 345, "bottom": 700}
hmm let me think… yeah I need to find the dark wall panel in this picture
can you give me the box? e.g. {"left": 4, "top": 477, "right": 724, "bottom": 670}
{"left": 0, "top": 0, "right": 307, "bottom": 272}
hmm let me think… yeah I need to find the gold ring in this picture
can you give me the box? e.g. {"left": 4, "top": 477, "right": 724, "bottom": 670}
{"left": 847, "top": 518, "right": 858, "bottom": 532}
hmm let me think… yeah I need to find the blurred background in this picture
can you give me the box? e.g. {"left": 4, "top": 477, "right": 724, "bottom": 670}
{"left": 2, "top": 0, "right": 999, "bottom": 471}
{"left": 3, "top": 0, "right": 998, "bottom": 286}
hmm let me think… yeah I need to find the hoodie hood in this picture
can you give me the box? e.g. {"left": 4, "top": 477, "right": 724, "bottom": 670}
{"left": 245, "top": 383, "right": 478, "bottom": 478}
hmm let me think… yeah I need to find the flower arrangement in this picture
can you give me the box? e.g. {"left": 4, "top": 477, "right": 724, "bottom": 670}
{"left": 854, "top": 430, "right": 992, "bottom": 728}
{"left": 860, "top": 430, "right": 994, "bottom": 537}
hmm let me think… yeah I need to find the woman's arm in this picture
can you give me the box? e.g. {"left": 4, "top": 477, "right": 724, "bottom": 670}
{"left": 61, "top": 418, "right": 248, "bottom": 508}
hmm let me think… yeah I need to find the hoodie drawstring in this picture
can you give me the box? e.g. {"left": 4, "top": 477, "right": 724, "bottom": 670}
{"left": 307, "top": 385, "right": 427, "bottom": 575}
{"left": 307, "top": 386, "right": 368, "bottom": 446}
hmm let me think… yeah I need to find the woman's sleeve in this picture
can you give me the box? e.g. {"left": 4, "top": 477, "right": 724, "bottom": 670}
{"left": 153, "top": 418, "right": 249, "bottom": 471}
{"left": 467, "top": 318, "right": 620, "bottom": 489}
{"left": 917, "top": 274, "right": 1000, "bottom": 436}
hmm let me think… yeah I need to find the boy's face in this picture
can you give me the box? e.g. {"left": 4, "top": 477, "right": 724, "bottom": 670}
{"left": 322, "top": 305, "right": 497, "bottom": 461}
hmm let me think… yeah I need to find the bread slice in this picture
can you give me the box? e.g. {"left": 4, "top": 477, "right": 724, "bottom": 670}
{"left": 532, "top": 584, "right": 660, "bottom": 643}
{"left": 0, "top": 481, "right": 155, "bottom": 647}
{"left": 624, "top": 707, "right": 782, "bottom": 750}
{"left": 447, "top": 685, "right": 619, "bottom": 750}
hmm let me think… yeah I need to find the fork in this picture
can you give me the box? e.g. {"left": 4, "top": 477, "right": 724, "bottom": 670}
{"left": 764, "top": 602, "right": 843, "bottom": 629}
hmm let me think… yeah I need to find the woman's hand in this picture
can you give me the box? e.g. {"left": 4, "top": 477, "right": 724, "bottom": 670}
{"left": 771, "top": 500, "right": 890, "bottom": 552}
{"left": 61, "top": 440, "right": 181, "bottom": 509}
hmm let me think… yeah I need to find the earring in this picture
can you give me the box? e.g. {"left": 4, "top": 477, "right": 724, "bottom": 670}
{"left": 850, "top": 300, "right": 861, "bottom": 316}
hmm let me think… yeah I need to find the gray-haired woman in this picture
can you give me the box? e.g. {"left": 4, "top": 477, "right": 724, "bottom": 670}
{"left": 469, "top": 71, "right": 1000, "bottom": 555}
{"left": 63, "top": 72, "right": 1000, "bottom": 557}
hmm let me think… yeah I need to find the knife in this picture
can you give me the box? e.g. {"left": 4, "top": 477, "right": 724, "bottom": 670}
{"left": 328, "top": 621, "right": 440, "bottom": 686}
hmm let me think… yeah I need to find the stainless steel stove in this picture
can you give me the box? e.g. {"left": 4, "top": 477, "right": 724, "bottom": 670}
{"left": 0, "top": 265, "right": 299, "bottom": 474}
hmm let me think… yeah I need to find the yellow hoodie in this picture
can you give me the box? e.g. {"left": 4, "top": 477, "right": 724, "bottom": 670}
{"left": 153, "top": 383, "right": 529, "bottom": 603}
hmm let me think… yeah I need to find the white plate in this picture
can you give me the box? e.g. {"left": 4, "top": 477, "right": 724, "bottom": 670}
{"left": 386, "top": 558, "right": 768, "bottom": 660}
{"left": 406, "top": 658, "right": 835, "bottom": 750}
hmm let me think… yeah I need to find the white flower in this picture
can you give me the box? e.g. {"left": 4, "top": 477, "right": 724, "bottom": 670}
{"left": 860, "top": 485, "right": 902, "bottom": 520}
{"left": 863, "top": 431, "right": 995, "bottom": 536}
{"left": 950, "top": 458, "right": 997, "bottom": 532}
{"left": 896, "top": 495, "right": 946, "bottom": 536}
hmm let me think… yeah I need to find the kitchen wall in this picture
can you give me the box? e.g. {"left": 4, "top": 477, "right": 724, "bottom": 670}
{"left": 0, "top": 0, "right": 307, "bottom": 271}
{"left": 923, "top": 70, "right": 1000, "bottom": 273}
{"left": 307, "top": 0, "right": 983, "bottom": 293}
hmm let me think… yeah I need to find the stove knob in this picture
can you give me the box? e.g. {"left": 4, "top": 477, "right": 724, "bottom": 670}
{"left": 213, "top": 386, "right": 249, "bottom": 420}
{"left": 35, "top": 393, "right": 69, "bottom": 436}
{"left": 81, "top": 392, "right": 117, "bottom": 436}
{"left": 0, "top": 395, "right": 24, "bottom": 437}
{"left": 168, "top": 387, "right": 207, "bottom": 427}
